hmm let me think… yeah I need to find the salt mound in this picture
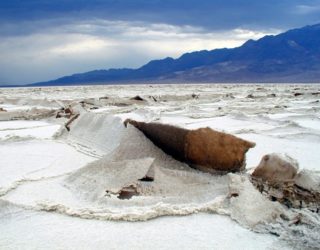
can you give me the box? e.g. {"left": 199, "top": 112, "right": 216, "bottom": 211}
{"left": 43, "top": 119, "right": 231, "bottom": 220}
{"left": 66, "top": 113, "right": 126, "bottom": 156}
{"left": 295, "top": 169, "right": 320, "bottom": 192}
{"left": 0, "top": 97, "right": 61, "bottom": 108}
{"left": 64, "top": 122, "right": 225, "bottom": 204}
{"left": 228, "top": 174, "right": 286, "bottom": 228}
{"left": 62, "top": 115, "right": 288, "bottom": 227}
{"left": 150, "top": 167, "right": 229, "bottom": 202}
{"left": 0, "top": 108, "right": 56, "bottom": 121}
{"left": 66, "top": 158, "right": 155, "bottom": 201}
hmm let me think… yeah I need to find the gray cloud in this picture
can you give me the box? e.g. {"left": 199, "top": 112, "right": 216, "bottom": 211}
{"left": 0, "top": 19, "right": 280, "bottom": 84}
{"left": 1, "top": 0, "right": 320, "bottom": 34}
{"left": 294, "top": 4, "right": 320, "bottom": 14}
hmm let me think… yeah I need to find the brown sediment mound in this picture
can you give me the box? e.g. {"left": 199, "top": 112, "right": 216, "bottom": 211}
{"left": 185, "top": 128, "right": 255, "bottom": 173}
{"left": 124, "top": 119, "right": 255, "bottom": 173}
{"left": 251, "top": 154, "right": 320, "bottom": 211}
{"left": 124, "top": 120, "right": 187, "bottom": 161}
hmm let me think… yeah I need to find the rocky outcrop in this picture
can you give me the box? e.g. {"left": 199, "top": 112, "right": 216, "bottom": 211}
{"left": 125, "top": 119, "right": 255, "bottom": 173}
{"left": 251, "top": 153, "right": 320, "bottom": 211}
{"left": 252, "top": 153, "right": 299, "bottom": 183}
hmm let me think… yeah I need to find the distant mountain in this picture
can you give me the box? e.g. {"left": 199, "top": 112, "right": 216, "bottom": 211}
{"left": 31, "top": 23, "right": 320, "bottom": 86}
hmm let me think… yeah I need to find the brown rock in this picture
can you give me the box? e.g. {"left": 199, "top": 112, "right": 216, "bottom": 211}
{"left": 252, "top": 153, "right": 299, "bottom": 183}
{"left": 125, "top": 119, "right": 255, "bottom": 173}
{"left": 251, "top": 154, "right": 320, "bottom": 211}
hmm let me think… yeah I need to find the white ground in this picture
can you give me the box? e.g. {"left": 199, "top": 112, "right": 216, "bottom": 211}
{"left": 1, "top": 84, "right": 319, "bottom": 250}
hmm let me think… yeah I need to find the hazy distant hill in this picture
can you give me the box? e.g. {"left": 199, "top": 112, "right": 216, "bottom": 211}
{"left": 31, "top": 23, "right": 320, "bottom": 86}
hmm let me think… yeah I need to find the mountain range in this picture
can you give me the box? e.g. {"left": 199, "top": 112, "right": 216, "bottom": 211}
{"left": 31, "top": 23, "right": 320, "bottom": 86}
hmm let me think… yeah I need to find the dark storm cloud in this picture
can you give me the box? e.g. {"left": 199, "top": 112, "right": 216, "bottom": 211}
{"left": 1, "top": 0, "right": 320, "bottom": 34}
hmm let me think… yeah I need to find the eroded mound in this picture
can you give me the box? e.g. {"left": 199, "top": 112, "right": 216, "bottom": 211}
{"left": 125, "top": 119, "right": 255, "bottom": 173}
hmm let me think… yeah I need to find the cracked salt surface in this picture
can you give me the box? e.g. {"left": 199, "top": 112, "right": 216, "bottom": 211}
{"left": 0, "top": 84, "right": 320, "bottom": 249}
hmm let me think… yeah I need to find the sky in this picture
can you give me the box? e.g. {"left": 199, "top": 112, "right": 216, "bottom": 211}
{"left": 0, "top": 0, "right": 319, "bottom": 84}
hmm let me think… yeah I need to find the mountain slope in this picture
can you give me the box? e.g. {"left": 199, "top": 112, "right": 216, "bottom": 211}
{"left": 31, "top": 23, "right": 320, "bottom": 85}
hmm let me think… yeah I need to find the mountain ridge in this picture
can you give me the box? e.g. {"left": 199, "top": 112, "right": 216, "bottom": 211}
{"left": 29, "top": 23, "right": 320, "bottom": 86}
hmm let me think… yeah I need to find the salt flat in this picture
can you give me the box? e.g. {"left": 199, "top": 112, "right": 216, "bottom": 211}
{"left": 0, "top": 84, "right": 319, "bottom": 249}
